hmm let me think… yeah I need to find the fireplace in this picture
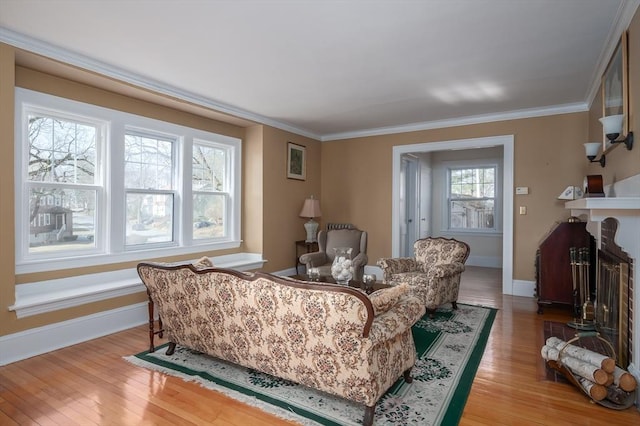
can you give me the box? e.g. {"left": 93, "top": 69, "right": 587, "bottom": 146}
{"left": 565, "top": 179, "right": 640, "bottom": 405}
{"left": 596, "top": 218, "right": 633, "bottom": 369}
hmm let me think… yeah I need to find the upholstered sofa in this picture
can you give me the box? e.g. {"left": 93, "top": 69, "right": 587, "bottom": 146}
{"left": 137, "top": 261, "right": 425, "bottom": 426}
{"left": 377, "top": 237, "right": 470, "bottom": 316}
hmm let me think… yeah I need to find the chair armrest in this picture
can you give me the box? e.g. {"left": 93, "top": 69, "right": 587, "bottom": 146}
{"left": 299, "top": 252, "right": 328, "bottom": 267}
{"left": 376, "top": 257, "right": 417, "bottom": 281}
{"left": 367, "top": 293, "right": 425, "bottom": 344}
{"left": 425, "top": 262, "right": 466, "bottom": 278}
{"left": 352, "top": 252, "right": 368, "bottom": 269}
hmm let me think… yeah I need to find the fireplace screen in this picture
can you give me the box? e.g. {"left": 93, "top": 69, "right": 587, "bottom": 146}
{"left": 596, "top": 250, "right": 631, "bottom": 368}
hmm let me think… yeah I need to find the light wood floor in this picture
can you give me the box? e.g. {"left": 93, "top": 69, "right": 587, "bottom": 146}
{"left": 1, "top": 267, "right": 638, "bottom": 425}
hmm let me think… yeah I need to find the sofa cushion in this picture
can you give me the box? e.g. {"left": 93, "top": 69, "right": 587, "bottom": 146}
{"left": 370, "top": 283, "right": 409, "bottom": 315}
{"left": 192, "top": 256, "right": 214, "bottom": 269}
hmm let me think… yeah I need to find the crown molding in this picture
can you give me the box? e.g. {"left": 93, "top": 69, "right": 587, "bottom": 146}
{"left": 0, "top": 27, "right": 321, "bottom": 141}
{"left": 321, "top": 102, "right": 588, "bottom": 141}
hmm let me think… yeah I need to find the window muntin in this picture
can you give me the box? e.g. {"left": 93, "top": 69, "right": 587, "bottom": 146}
{"left": 448, "top": 166, "right": 497, "bottom": 231}
{"left": 16, "top": 88, "right": 242, "bottom": 272}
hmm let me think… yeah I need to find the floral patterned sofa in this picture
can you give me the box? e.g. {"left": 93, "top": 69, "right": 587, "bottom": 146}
{"left": 137, "top": 261, "right": 425, "bottom": 426}
{"left": 377, "top": 237, "right": 470, "bottom": 317}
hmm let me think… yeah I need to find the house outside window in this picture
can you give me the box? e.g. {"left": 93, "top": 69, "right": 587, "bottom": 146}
{"left": 447, "top": 165, "right": 499, "bottom": 233}
{"left": 15, "top": 88, "right": 241, "bottom": 273}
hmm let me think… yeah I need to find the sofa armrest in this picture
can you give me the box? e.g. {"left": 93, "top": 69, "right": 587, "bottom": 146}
{"left": 376, "top": 257, "right": 417, "bottom": 282}
{"left": 425, "top": 262, "right": 466, "bottom": 279}
{"left": 367, "top": 293, "right": 425, "bottom": 344}
{"left": 299, "top": 251, "right": 328, "bottom": 267}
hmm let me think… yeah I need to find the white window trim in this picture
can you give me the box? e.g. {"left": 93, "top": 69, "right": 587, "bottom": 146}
{"left": 15, "top": 88, "right": 242, "bottom": 275}
{"left": 442, "top": 159, "right": 502, "bottom": 235}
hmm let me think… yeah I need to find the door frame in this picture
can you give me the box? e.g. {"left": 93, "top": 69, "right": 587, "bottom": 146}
{"left": 391, "top": 135, "right": 514, "bottom": 295}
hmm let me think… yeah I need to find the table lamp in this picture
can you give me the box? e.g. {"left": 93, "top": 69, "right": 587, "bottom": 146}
{"left": 299, "top": 196, "right": 322, "bottom": 242}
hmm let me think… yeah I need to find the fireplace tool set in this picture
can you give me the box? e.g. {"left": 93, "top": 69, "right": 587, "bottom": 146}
{"left": 568, "top": 246, "right": 595, "bottom": 330}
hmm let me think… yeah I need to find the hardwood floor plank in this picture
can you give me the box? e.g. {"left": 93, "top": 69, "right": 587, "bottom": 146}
{"left": 0, "top": 266, "right": 638, "bottom": 424}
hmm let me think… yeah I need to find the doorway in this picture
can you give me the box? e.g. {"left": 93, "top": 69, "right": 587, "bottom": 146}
{"left": 392, "top": 135, "right": 514, "bottom": 295}
{"left": 400, "top": 155, "right": 419, "bottom": 257}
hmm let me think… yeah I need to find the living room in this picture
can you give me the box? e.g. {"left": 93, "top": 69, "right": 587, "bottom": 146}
{"left": 0, "top": 1, "right": 639, "bottom": 423}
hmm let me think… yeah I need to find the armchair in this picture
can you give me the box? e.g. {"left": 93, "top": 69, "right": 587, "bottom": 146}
{"left": 299, "top": 228, "right": 368, "bottom": 281}
{"left": 377, "top": 237, "right": 470, "bottom": 316}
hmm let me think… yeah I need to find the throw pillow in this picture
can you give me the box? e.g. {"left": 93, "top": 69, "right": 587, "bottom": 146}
{"left": 192, "top": 256, "right": 214, "bottom": 269}
{"left": 369, "top": 283, "right": 408, "bottom": 315}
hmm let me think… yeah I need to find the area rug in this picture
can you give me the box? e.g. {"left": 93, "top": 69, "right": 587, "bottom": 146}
{"left": 125, "top": 304, "right": 496, "bottom": 425}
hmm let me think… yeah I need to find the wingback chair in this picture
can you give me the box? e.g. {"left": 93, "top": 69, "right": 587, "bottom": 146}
{"left": 299, "top": 228, "right": 368, "bottom": 281}
{"left": 377, "top": 237, "right": 470, "bottom": 316}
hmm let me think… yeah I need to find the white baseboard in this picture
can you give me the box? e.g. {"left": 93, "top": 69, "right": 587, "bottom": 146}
{"left": 466, "top": 255, "right": 502, "bottom": 268}
{"left": 0, "top": 302, "right": 148, "bottom": 366}
{"left": 512, "top": 279, "right": 536, "bottom": 298}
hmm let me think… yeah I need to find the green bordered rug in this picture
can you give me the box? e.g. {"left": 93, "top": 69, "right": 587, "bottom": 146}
{"left": 125, "top": 304, "right": 496, "bottom": 425}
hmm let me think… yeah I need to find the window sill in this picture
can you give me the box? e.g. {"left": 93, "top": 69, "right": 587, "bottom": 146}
{"left": 9, "top": 252, "right": 265, "bottom": 319}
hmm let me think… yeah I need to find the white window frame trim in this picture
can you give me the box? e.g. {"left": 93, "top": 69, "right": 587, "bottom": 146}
{"left": 442, "top": 159, "right": 502, "bottom": 235}
{"left": 15, "top": 88, "right": 242, "bottom": 275}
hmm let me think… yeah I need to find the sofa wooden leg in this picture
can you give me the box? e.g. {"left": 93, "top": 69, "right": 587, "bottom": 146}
{"left": 166, "top": 342, "right": 176, "bottom": 355}
{"left": 452, "top": 301, "right": 458, "bottom": 310}
{"left": 428, "top": 309, "right": 435, "bottom": 318}
{"left": 403, "top": 367, "right": 413, "bottom": 383}
{"left": 363, "top": 405, "right": 375, "bottom": 426}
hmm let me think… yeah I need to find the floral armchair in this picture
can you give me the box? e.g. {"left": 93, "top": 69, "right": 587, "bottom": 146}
{"left": 377, "top": 237, "right": 470, "bottom": 316}
{"left": 299, "top": 228, "right": 368, "bottom": 281}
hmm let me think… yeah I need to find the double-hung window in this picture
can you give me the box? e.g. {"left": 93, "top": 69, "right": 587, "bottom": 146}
{"left": 447, "top": 165, "right": 499, "bottom": 233}
{"left": 15, "top": 88, "right": 241, "bottom": 273}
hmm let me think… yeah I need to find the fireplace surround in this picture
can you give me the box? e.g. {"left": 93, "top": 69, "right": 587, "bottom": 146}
{"left": 566, "top": 174, "right": 640, "bottom": 405}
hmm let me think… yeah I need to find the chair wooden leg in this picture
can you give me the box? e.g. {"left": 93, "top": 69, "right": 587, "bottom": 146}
{"left": 452, "top": 301, "right": 458, "bottom": 310}
{"left": 363, "top": 405, "right": 375, "bottom": 426}
{"left": 166, "top": 342, "right": 176, "bottom": 355}
{"left": 403, "top": 367, "right": 413, "bottom": 383}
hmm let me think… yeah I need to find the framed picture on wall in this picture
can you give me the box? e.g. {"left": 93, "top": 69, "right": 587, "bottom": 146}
{"left": 287, "top": 142, "right": 306, "bottom": 180}
{"left": 601, "top": 31, "right": 628, "bottom": 150}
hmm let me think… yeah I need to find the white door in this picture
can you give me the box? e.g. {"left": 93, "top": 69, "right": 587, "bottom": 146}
{"left": 400, "top": 155, "right": 419, "bottom": 257}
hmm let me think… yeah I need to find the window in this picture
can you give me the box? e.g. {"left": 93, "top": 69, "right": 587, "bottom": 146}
{"left": 447, "top": 165, "right": 498, "bottom": 232}
{"left": 15, "top": 88, "right": 241, "bottom": 273}
{"left": 23, "top": 109, "right": 103, "bottom": 256}
{"left": 124, "top": 132, "right": 176, "bottom": 247}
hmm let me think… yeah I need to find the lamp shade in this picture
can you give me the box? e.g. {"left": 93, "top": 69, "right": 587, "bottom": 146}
{"left": 584, "top": 142, "right": 600, "bottom": 158}
{"left": 299, "top": 197, "right": 322, "bottom": 218}
{"left": 599, "top": 114, "right": 624, "bottom": 139}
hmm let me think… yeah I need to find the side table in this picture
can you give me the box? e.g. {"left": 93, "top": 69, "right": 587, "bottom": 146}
{"left": 295, "top": 240, "right": 318, "bottom": 274}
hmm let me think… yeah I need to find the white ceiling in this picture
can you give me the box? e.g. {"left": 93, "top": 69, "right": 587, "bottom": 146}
{"left": 0, "top": 0, "right": 637, "bottom": 140}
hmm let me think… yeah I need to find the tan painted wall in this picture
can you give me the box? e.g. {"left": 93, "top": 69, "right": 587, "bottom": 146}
{"left": 261, "top": 126, "right": 321, "bottom": 272}
{"left": 321, "top": 113, "right": 588, "bottom": 282}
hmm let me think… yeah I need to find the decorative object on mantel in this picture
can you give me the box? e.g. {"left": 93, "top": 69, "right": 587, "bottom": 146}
{"left": 299, "top": 195, "right": 322, "bottom": 242}
{"left": 583, "top": 175, "right": 604, "bottom": 198}
{"left": 557, "top": 185, "right": 584, "bottom": 200}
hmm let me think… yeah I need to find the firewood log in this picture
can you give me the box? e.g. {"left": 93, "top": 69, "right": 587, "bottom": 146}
{"left": 546, "top": 336, "right": 615, "bottom": 373}
{"left": 613, "top": 366, "right": 637, "bottom": 392}
{"left": 541, "top": 345, "right": 609, "bottom": 385}
{"left": 578, "top": 377, "right": 606, "bottom": 401}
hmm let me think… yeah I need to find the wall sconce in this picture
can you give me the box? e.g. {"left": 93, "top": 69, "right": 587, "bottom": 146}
{"left": 599, "top": 114, "right": 634, "bottom": 150}
{"left": 584, "top": 142, "right": 605, "bottom": 167}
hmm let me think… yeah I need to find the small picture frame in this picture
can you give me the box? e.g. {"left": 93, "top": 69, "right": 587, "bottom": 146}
{"left": 287, "top": 142, "right": 306, "bottom": 180}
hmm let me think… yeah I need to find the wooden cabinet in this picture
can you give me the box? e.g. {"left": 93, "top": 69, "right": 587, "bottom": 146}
{"left": 535, "top": 220, "right": 595, "bottom": 314}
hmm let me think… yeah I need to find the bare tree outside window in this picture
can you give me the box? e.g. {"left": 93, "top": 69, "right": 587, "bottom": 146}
{"left": 192, "top": 143, "right": 227, "bottom": 239}
{"left": 27, "top": 114, "right": 98, "bottom": 252}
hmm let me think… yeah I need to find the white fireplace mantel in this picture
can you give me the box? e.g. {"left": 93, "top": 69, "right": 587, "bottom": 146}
{"left": 565, "top": 196, "right": 640, "bottom": 402}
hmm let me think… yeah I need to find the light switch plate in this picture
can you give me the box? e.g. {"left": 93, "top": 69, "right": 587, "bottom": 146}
{"left": 515, "top": 187, "right": 529, "bottom": 195}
